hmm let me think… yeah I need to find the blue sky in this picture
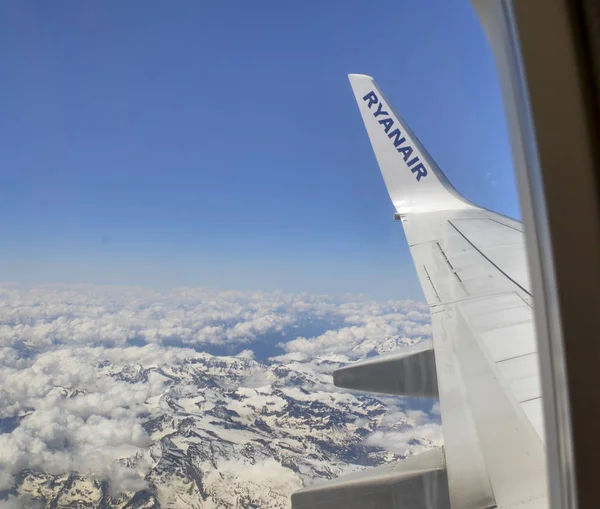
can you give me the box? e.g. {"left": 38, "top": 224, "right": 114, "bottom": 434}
{"left": 0, "top": 0, "right": 518, "bottom": 300}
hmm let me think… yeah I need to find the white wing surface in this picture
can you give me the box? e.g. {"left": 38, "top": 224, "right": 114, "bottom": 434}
{"left": 292, "top": 75, "right": 548, "bottom": 509}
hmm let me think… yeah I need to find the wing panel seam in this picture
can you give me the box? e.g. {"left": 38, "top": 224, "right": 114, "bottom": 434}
{"left": 488, "top": 217, "right": 523, "bottom": 232}
{"left": 423, "top": 265, "right": 442, "bottom": 303}
{"left": 436, "top": 241, "right": 465, "bottom": 284}
{"left": 430, "top": 291, "right": 527, "bottom": 309}
{"left": 495, "top": 352, "right": 538, "bottom": 364}
{"left": 519, "top": 396, "right": 542, "bottom": 404}
{"left": 448, "top": 220, "right": 532, "bottom": 297}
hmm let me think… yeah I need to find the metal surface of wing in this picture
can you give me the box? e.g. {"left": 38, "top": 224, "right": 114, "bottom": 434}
{"left": 333, "top": 340, "right": 437, "bottom": 397}
{"left": 292, "top": 448, "right": 450, "bottom": 509}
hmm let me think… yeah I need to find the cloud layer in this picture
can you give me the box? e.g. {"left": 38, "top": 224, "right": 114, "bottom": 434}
{"left": 0, "top": 284, "right": 430, "bottom": 357}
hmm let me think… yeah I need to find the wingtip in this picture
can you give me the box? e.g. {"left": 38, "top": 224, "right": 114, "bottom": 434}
{"left": 348, "top": 73, "right": 374, "bottom": 81}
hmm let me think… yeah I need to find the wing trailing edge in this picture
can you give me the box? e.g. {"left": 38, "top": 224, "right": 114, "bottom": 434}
{"left": 333, "top": 340, "right": 438, "bottom": 398}
{"left": 291, "top": 447, "right": 450, "bottom": 509}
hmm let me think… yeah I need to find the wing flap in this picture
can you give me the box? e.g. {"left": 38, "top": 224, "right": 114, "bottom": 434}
{"left": 291, "top": 448, "right": 450, "bottom": 509}
{"left": 333, "top": 340, "right": 437, "bottom": 397}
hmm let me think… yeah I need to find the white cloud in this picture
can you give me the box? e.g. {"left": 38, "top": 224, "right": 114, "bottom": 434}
{"left": 280, "top": 300, "right": 430, "bottom": 359}
{"left": 0, "top": 346, "right": 162, "bottom": 493}
{"left": 0, "top": 285, "right": 430, "bottom": 359}
{"left": 365, "top": 424, "right": 443, "bottom": 456}
{"left": 236, "top": 349, "right": 256, "bottom": 360}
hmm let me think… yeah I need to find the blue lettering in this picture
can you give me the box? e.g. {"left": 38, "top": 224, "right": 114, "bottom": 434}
{"left": 411, "top": 163, "right": 427, "bottom": 181}
{"left": 397, "top": 145, "right": 413, "bottom": 162}
{"left": 367, "top": 96, "right": 427, "bottom": 181}
{"left": 363, "top": 91, "right": 378, "bottom": 108}
{"left": 378, "top": 118, "right": 394, "bottom": 132}
{"left": 388, "top": 129, "right": 405, "bottom": 148}
{"left": 373, "top": 102, "right": 389, "bottom": 117}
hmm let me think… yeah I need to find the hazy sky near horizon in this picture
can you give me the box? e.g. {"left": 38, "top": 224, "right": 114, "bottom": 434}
{"left": 0, "top": 0, "right": 519, "bottom": 300}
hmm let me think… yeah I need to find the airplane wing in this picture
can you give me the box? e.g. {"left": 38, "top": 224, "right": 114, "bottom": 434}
{"left": 291, "top": 75, "right": 548, "bottom": 509}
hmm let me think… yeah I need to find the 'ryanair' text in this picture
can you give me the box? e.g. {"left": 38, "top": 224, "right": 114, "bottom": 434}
{"left": 363, "top": 91, "right": 427, "bottom": 181}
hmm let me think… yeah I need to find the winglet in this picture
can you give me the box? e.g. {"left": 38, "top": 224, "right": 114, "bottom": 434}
{"left": 348, "top": 74, "right": 472, "bottom": 214}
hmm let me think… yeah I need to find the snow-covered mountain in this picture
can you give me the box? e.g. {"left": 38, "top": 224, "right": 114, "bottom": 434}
{"left": 0, "top": 285, "right": 438, "bottom": 508}
{"left": 8, "top": 353, "right": 439, "bottom": 508}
